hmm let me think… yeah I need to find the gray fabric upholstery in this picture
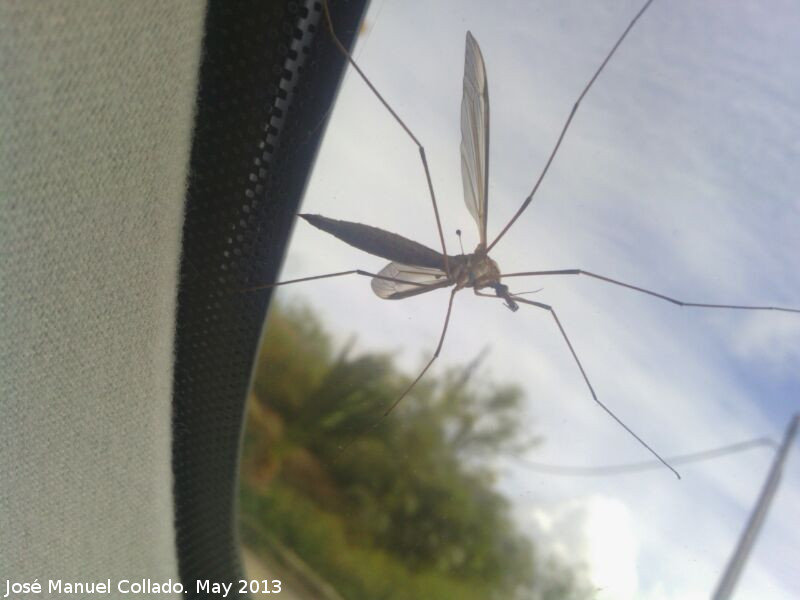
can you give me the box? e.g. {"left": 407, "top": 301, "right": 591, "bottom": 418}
{"left": 0, "top": 1, "right": 206, "bottom": 589}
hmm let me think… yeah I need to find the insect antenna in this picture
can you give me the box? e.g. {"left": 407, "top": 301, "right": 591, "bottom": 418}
{"left": 512, "top": 288, "right": 544, "bottom": 296}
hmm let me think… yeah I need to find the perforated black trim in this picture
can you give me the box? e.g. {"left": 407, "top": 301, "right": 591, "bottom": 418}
{"left": 173, "top": 1, "right": 368, "bottom": 595}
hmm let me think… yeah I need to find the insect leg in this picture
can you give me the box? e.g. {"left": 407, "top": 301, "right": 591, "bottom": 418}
{"left": 332, "top": 287, "right": 459, "bottom": 461}
{"left": 488, "top": 0, "right": 656, "bottom": 252}
{"left": 241, "top": 269, "right": 434, "bottom": 293}
{"left": 502, "top": 269, "right": 800, "bottom": 314}
{"left": 321, "top": 0, "right": 450, "bottom": 277}
{"left": 512, "top": 295, "right": 681, "bottom": 479}
{"left": 384, "top": 287, "right": 459, "bottom": 416}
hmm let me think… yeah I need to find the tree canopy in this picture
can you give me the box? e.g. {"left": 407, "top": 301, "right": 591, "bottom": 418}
{"left": 240, "top": 302, "right": 589, "bottom": 599}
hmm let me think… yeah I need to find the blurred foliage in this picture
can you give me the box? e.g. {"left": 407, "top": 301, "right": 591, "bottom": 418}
{"left": 240, "top": 302, "right": 590, "bottom": 599}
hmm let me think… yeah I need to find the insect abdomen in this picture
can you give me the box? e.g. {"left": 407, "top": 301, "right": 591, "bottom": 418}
{"left": 300, "top": 214, "right": 449, "bottom": 270}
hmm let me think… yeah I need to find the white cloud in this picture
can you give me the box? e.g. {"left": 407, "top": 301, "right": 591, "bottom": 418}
{"left": 583, "top": 497, "right": 639, "bottom": 599}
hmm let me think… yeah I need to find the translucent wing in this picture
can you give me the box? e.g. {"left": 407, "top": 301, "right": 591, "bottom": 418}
{"left": 460, "top": 31, "right": 490, "bottom": 247}
{"left": 371, "top": 262, "right": 451, "bottom": 300}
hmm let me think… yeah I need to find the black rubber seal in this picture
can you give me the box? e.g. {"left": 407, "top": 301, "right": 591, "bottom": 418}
{"left": 172, "top": 1, "right": 368, "bottom": 595}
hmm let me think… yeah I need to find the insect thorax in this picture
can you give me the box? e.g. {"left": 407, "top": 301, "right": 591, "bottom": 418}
{"left": 454, "top": 249, "right": 502, "bottom": 290}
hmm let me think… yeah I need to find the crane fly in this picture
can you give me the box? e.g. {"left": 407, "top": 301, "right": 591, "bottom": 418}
{"left": 250, "top": 0, "right": 800, "bottom": 478}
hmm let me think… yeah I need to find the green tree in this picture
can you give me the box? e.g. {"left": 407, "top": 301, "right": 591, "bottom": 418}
{"left": 240, "top": 302, "right": 590, "bottom": 599}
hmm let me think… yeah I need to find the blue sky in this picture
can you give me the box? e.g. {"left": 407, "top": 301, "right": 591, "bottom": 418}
{"left": 272, "top": 1, "right": 800, "bottom": 597}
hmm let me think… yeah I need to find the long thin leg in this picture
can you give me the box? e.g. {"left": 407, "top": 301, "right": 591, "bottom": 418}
{"left": 321, "top": 0, "right": 450, "bottom": 277}
{"left": 502, "top": 269, "right": 800, "bottom": 313}
{"left": 488, "top": 0, "right": 656, "bottom": 253}
{"left": 241, "top": 269, "right": 440, "bottom": 293}
{"left": 385, "top": 287, "right": 458, "bottom": 416}
{"left": 513, "top": 296, "right": 681, "bottom": 479}
{"left": 333, "top": 288, "right": 459, "bottom": 460}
